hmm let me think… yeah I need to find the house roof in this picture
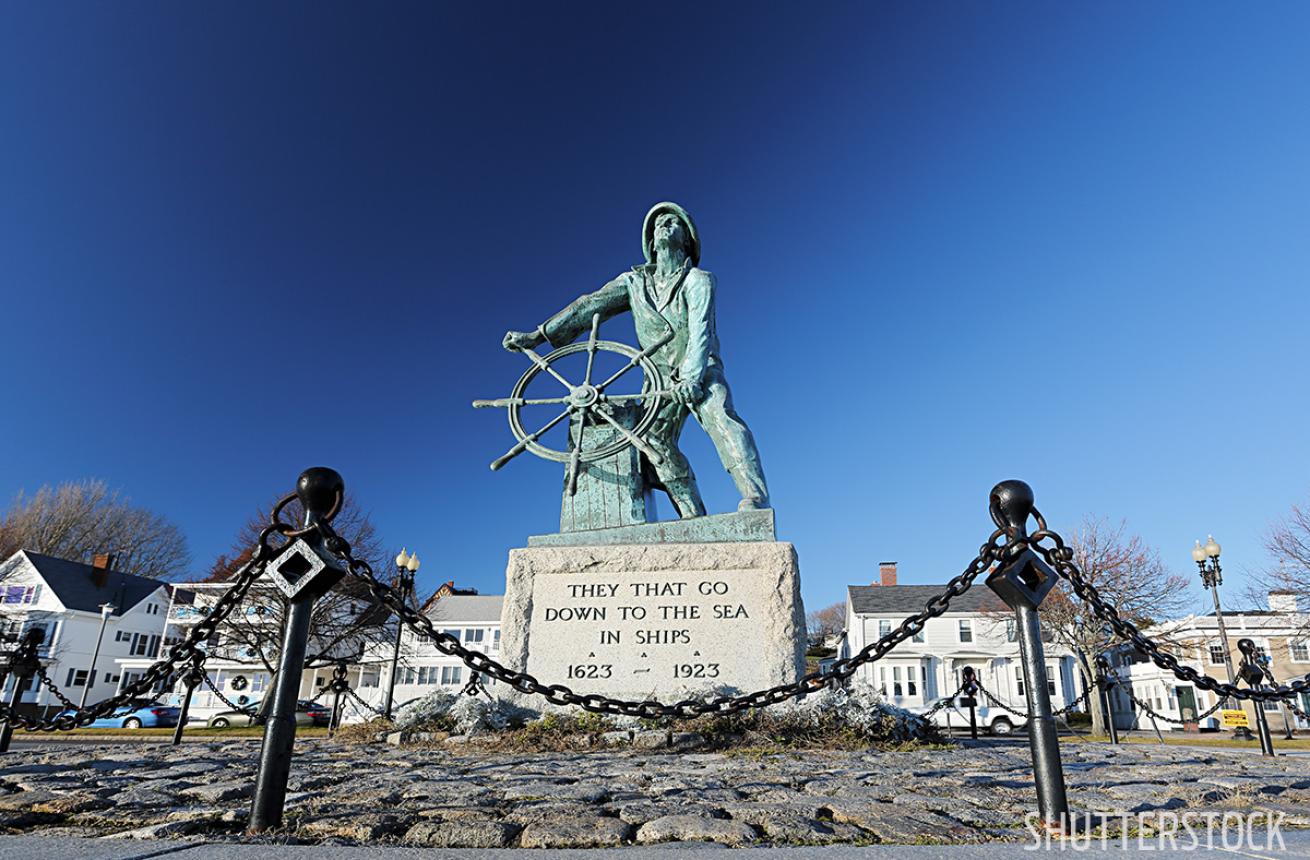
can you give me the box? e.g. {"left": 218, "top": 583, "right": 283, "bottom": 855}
{"left": 425, "top": 595, "right": 503, "bottom": 625}
{"left": 17, "top": 551, "right": 168, "bottom": 616}
{"left": 848, "top": 584, "right": 1006, "bottom": 615}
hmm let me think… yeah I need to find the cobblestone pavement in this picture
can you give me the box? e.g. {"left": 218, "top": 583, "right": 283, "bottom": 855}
{"left": 1, "top": 740, "right": 1308, "bottom": 848}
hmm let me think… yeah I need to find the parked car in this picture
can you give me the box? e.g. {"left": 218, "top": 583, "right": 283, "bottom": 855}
{"left": 56, "top": 699, "right": 181, "bottom": 729}
{"left": 206, "top": 699, "right": 329, "bottom": 728}
{"left": 914, "top": 696, "right": 1026, "bottom": 736}
{"left": 302, "top": 699, "right": 332, "bottom": 727}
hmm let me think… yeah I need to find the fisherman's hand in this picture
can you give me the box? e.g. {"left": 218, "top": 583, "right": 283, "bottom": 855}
{"left": 503, "top": 329, "right": 544, "bottom": 351}
{"left": 672, "top": 379, "right": 703, "bottom": 406}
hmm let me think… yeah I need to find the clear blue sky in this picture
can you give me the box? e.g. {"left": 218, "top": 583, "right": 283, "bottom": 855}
{"left": 2, "top": 3, "right": 1307, "bottom": 614}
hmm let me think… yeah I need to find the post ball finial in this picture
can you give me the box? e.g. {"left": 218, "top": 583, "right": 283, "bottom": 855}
{"left": 989, "top": 479, "right": 1035, "bottom": 536}
{"left": 296, "top": 467, "right": 345, "bottom": 523}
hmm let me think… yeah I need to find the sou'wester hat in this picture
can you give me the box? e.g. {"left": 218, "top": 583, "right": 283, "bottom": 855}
{"left": 642, "top": 201, "right": 700, "bottom": 266}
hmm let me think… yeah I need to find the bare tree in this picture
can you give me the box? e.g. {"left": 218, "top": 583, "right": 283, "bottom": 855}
{"left": 197, "top": 493, "right": 398, "bottom": 713}
{"left": 0, "top": 480, "right": 190, "bottom": 580}
{"left": 1260, "top": 502, "right": 1310, "bottom": 598}
{"left": 1245, "top": 500, "right": 1310, "bottom": 640}
{"left": 1038, "top": 516, "right": 1191, "bottom": 736}
{"left": 806, "top": 601, "right": 845, "bottom": 646}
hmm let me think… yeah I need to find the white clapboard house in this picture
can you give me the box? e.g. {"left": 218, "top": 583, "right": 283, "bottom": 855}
{"left": 115, "top": 577, "right": 391, "bottom": 722}
{"left": 0, "top": 550, "right": 171, "bottom": 716}
{"left": 840, "top": 562, "right": 1083, "bottom": 714}
{"left": 347, "top": 593, "right": 504, "bottom": 722}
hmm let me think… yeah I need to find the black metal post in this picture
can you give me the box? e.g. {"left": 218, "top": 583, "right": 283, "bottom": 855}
{"left": 962, "top": 666, "right": 979, "bottom": 740}
{"left": 985, "top": 480, "right": 1069, "bottom": 831}
{"left": 1279, "top": 700, "right": 1295, "bottom": 740}
{"left": 0, "top": 677, "right": 26, "bottom": 754}
{"left": 250, "top": 597, "right": 314, "bottom": 830}
{"left": 327, "top": 661, "right": 348, "bottom": 739}
{"left": 1252, "top": 704, "right": 1275, "bottom": 756}
{"left": 172, "top": 658, "right": 205, "bottom": 746}
{"left": 249, "top": 468, "right": 347, "bottom": 834}
{"left": 1147, "top": 711, "right": 1165, "bottom": 744}
{"left": 172, "top": 686, "right": 192, "bottom": 746}
{"left": 1095, "top": 656, "right": 1119, "bottom": 745}
{"left": 1236, "top": 639, "right": 1275, "bottom": 757}
{"left": 1, "top": 630, "right": 45, "bottom": 754}
{"left": 1015, "top": 601, "right": 1068, "bottom": 817}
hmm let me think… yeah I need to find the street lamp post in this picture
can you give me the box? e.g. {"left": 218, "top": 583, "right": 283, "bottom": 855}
{"left": 383, "top": 548, "right": 420, "bottom": 721}
{"left": 1191, "top": 535, "right": 1252, "bottom": 740}
{"left": 78, "top": 603, "right": 115, "bottom": 708}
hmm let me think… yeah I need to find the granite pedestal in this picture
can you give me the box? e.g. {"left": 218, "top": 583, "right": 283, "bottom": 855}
{"left": 499, "top": 512, "right": 806, "bottom": 703}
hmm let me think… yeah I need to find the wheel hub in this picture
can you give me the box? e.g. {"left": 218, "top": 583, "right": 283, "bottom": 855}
{"left": 569, "top": 384, "right": 599, "bottom": 409}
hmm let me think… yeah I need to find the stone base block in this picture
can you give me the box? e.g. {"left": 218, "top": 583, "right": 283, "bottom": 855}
{"left": 499, "top": 542, "right": 806, "bottom": 703}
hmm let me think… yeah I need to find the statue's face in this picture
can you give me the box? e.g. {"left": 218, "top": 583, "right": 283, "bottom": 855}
{"left": 653, "top": 212, "right": 686, "bottom": 255}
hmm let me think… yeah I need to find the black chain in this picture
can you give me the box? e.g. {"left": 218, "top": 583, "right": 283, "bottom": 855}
{"left": 318, "top": 521, "right": 1004, "bottom": 719}
{"left": 461, "top": 672, "right": 492, "bottom": 700}
{"left": 973, "top": 680, "right": 1092, "bottom": 719}
{"left": 1054, "top": 686, "right": 1093, "bottom": 717}
{"left": 1123, "top": 689, "right": 1225, "bottom": 726}
{"left": 201, "top": 670, "right": 256, "bottom": 714}
{"left": 35, "top": 668, "right": 80, "bottom": 712}
{"left": 974, "top": 682, "right": 1031, "bottom": 718}
{"left": 345, "top": 688, "right": 385, "bottom": 717}
{"left": 920, "top": 683, "right": 966, "bottom": 720}
{"left": 328, "top": 662, "right": 350, "bottom": 694}
{"left": 1024, "top": 521, "right": 1310, "bottom": 703}
{"left": 0, "top": 529, "right": 276, "bottom": 732}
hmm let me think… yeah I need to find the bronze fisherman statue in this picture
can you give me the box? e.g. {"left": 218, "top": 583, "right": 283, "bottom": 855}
{"left": 503, "top": 202, "right": 770, "bottom": 519}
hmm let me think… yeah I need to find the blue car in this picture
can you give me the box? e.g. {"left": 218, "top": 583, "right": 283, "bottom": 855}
{"left": 57, "top": 699, "right": 182, "bottom": 729}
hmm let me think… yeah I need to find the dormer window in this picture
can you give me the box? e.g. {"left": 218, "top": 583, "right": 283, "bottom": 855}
{"left": 2, "top": 584, "right": 41, "bottom": 605}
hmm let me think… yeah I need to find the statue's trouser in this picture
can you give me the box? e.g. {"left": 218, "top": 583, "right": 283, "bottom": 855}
{"left": 644, "top": 365, "right": 770, "bottom": 514}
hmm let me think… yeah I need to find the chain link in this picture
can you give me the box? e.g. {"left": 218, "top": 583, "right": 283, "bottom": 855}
{"left": 974, "top": 682, "right": 1031, "bottom": 719}
{"left": 972, "top": 680, "right": 1092, "bottom": 720}
{"left": 35, "top": 668, "right": 80, "bottom": 712}
{"left": 1122, "top": 689, "right": 1225, "bottom": 727}
{"left": 1026, "top": 525, "right": 1310, "bottom": 703}
{"left": 316, "top": 521, "right": 1005, "bottom": 719}
{"left": 920, "top": 683, "right": 966, "bottom": 721}
{"left": 0, "top": 531, "right": 275, "bottom": 732}
{"left": 344, "top": 688, "right": 386, "bottom": 718}
{"left": 201, "top": 670, "right": 256, "bottom": 714}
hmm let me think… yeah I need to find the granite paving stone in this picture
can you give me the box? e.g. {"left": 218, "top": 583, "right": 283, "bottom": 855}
{"left": 1, "top": 739, "right": 1308, "bottom": 848}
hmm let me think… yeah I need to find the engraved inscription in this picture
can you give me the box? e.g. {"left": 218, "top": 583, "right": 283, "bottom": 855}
{"left": 526, "top": 568, "right": 768, "bottom": 694}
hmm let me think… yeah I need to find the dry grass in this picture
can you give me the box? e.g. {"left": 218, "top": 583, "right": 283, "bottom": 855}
{"left": 329, "top": 707, "right": 943, "bottom": 753}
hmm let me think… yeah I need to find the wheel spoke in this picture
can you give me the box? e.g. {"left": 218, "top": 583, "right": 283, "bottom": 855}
{"left": 583, "top": 313, "right": 601, "bottom": 386}
{"left": 490, "top": 406, "right": 573, "bottom": 471}
{"left": 566, "top": 415, "right": 583, "bottom": 496}
{"left": 517, "top": 346, "right": 577, "bottom": 392}
{"left": 602, "top": 390, "right": 672, "bottom": 403}
{"left": 473, "top": 396, "right": 571, "bottom": 408}
{"left": 592, "top": 405, "right": 662, "bottom": 465}
{"left": 594, "top": 331, "right": 673, "bottom": 393}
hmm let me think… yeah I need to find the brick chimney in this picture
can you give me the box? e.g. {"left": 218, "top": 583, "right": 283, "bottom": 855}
{"left": 91, "top": 553, "right": 115, "bottom": 588}
{"left": 878, "top": 561, "right": 898, "bottom": 587}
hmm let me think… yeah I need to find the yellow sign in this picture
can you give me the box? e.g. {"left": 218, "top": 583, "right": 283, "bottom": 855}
{"left": 1220, "top": 709, "right": 1250, "bottom": 728}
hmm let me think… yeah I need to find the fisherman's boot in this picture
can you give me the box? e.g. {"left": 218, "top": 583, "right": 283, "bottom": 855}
{"left": 729, "top": 461, "right": 770, "bottom": 511}
{"left": 662, "top": 476, "right": 707, "bottom": 519}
